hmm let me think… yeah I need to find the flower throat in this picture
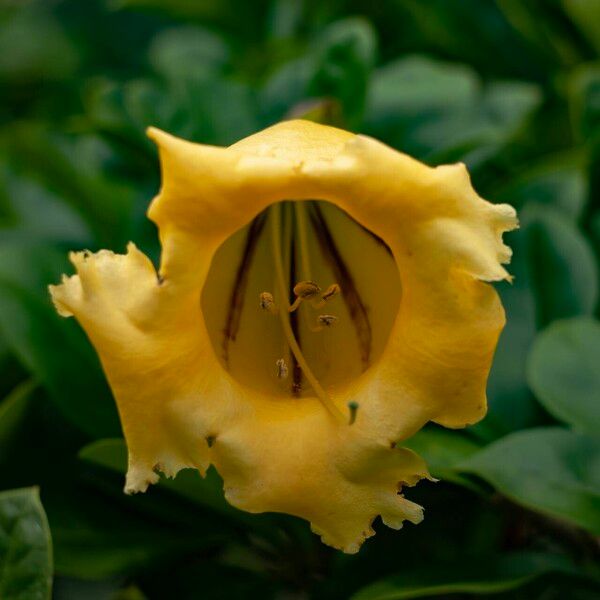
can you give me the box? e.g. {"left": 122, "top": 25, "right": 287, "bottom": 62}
{"left": 201, "top": 200, "right": 402, "bottom": 414}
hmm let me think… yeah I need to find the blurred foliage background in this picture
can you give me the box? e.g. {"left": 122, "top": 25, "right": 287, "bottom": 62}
{"left": 1, "top": 0, "right": 600, "bottom": 598}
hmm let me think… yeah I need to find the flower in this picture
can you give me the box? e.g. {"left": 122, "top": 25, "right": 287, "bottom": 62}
{"left": 49, "top": 120, "right": 517, "bottom": 553}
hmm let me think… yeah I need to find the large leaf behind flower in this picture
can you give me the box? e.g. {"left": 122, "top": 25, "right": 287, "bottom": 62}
{"left": 0, "top": 487, "right": 52, "bottom": 600}
{"left": 351, "top": 551, "right": 580, "bottom": 600}
{"left": 0, "top": 241, "right": 119, "bottom": 438}
{"left": 363, "top": 56, "right": 541, "bottom": 165}
{"left": 527, "top": 317, "right": 600, "bottom": 437}
{"left": 459, "top": 427, "right": 600, "bottom": 535}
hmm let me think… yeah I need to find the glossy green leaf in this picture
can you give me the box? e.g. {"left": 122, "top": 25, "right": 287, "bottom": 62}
{"left": 351, "top": 552, "right": 578, "bottom": 600}
{"left": 0, "top": 5, "right": 78, "bottom": 83}
{"left": 527, "top": 317, "right": 600, "bottom": 436}
{"left": 0, "top": 170, "right": 91, "bottom": 245}
{"left": 568, "top": 64, "right": 600, "bottom": 141}
{"left": 561, "top": 0, "right": 600, "bottom": 54}
{"left": 380, "top": 0, "right": 551, "bottom": 80}
{"left": 479, "top": 204, "right": 597, "bottom": 439}
{"left": 5, "top": 125, "right": 137, "bottom": 248}
{"left": 87, "top": 75, "right": 259, "bottom": 149}
{"left": 110, "top": 0, "right": 262, "bottom": 36}
{"left": 52, "top": 579, "right": 142, "bottom": 600}
{"left": 523, "top": 207, "right": 598, "bottom": 328}
{"left": 0, "top": 487, "right": 52, "bottom": 600}
{"left": 495, "top": 0, "right": 585, "bottom": 67}
{"left": 0, "top": 381, "right": 37, "bottom": 464}
{"left": 0, "top": 242, "right": 119, "bottom": 438}
{"left": 309, "top": 17, "right": 376, "bottom": 126}
{"left": 459, "top": 428, "right": 600, "bottom": 534}
{"left": 50, "top": 495, "right": 225, "bottom": 580}
{"left": 148, "top": 25, "right": 230, "bottom": 81}
{"left": 494, "top": 156, "right": 588, "bottom": 222}
{"left": 0, "top": 389, "right": 225, "bottom": 581}
{"left": 261, "top": 17, "right": 376, "bottom": 126}
{"left": 79, "top": 438, "right": 277, "bottom": 532}
{"left": 140, "top": 560, "right": 276, "bottom": 600}
{"left": 403, "top": 428, "right": 482, "bottom": 491}
{"left": 364, "top": 56, "right": 541, "bottom": 163}
{"left": 53, "top": 439, "right": 236, "bottom": 579}
{"left": 476, "top": 226, "right": 540, "bottom": 441}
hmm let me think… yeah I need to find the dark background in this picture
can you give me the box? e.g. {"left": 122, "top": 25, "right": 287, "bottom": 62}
{"left": 0, "top": 0, "right": 599, "bottom": 598}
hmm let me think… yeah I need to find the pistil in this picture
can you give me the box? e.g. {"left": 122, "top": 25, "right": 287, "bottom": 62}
{"left": 269, "top": 203, "right": 344, "bottom": 422}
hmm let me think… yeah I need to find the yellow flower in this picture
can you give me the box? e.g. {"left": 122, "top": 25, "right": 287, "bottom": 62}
{"left": 49, "top": 120, "right": 517, "bottom": 553}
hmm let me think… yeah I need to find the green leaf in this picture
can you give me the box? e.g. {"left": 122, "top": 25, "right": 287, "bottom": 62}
{"left": 0, "top": 242, "right": 119, "bottom": 438}
{"left": 0, "top": 394, "right": 226, "bottom": 581}
{"left": 0, "top": 381, "right": 37, "bottom": 464}
{"left": 350, "top": 552, "right": 579, "bottom": 600}
{"left": 364, "top": 56, "right": 541, "bottom": 163}
{"left": 261, "top": 17, "right": 376, "bottom": 127}
{"left": 459, "top": 427, "right": 600, "bottom": 534}
{"left": 139, "top": 560, "right": 276, "bottom": 600}
{"left": 109, "top": 0, "right": 262, "bottom": 36}
{"left": 5, "top": 125, "right": 137, "bottom": 249}
{"left": 568, "top": 63, "right": 600, "bottom": 142}
{"left": 148, "top": 25, "right": 230, "bottom": 81}
{"left": 381, "top": 0, "right": 552, "bottom": 80}
{"left": 494, "top": 155, "right": 588, "bottom": 222}
{"left": 0, "top": 5, "right": 78, "bottom": 84}
{"left": 50, "top": 497, "right": 224, "bottom": 580}
{"left": 476, "top": 227, "right": 540, "bottom": 440}
{"left": 87, "top": 75, "right": 259, "bottom": 149}
{"left": 79, "top": 439, "right": 276, "bottom": 532}
{"left": 0, "top": 169, "right": 92, "bottom": 245}
{"left": 403, "top": 428, "right": 483, "bottom": 491}
{"left": 479, "top": 205, "right": 597, "bottom": 439}
{"left": 309, "top": 17, "right": 376, "bottom": 127}
{"left": 527, "top": 317, "right": 600, "bottom": 437}
{"left": 561, "top": 0, "right": 600, "bottom": 55}
{"left": 0, "top": 487, "right": 52, "bottom": 600}
{"left": 523, "top": 207, "right": 598, "bottom": 328}
{"left": 52, "top": 579, "right": 142, "bottom": 600}
{"left": 495, "top": 0, "right": 585, "bottom": 67}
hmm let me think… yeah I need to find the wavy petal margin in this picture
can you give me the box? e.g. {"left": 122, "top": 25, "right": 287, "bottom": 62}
{"left": 50, "top": 120, "right": 516, "bottom": 552}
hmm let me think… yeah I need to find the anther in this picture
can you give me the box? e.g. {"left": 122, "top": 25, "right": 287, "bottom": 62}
{"left": 289, "top": 280, "right": 321, "bottom": 312}
{"left": 317, "top": 314, "right": 338, "bottom": 327}
{"left": 276, "top": 358, "right": 288, "bottom": 380}
{"left": 294, "top": 280, "right": 321, "bottom": 298}
{"left": 348, "top": 401, "right": 359, "bottom": 425}
{"left": 322, "top": 283, "right": 340, "bottom": 302}
{"left": 311, "top": 314, "right": 339, "bottom": 332}
{"left": 259, "top": 291, "right": 277, "bottom": 313}
{"left": 314, "top": 283, "right": 340, "bottom": 308}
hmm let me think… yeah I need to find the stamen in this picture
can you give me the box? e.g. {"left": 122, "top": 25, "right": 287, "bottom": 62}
{"left": 259, "top": 291, "right": 277, "bottom": 313}
{"left": 321, "top": 283, "right": 341, "bottom": 302}
{"left": 289, "top": 280, "right": 321, "bottom": 312}
{"left": 317, "top": 314, "right": 338, "bottom": 327}
{"left": 348, "top": 401, "right": 359, "bottom": 425}
{"left": 309, "top": 203, "right": 372, "bottom": 369}
{"left": 276, "top": 358, "right": 288, "bottom": 379}
{"left": 294, "top": 280, "right": 321, "bottom": 298}
{"left": 270, "top": 203, "right": 344, "bottom": 422}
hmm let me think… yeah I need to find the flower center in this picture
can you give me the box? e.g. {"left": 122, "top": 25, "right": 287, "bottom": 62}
{"left": 201, "top": 200, "right": 401, "bottom": 412}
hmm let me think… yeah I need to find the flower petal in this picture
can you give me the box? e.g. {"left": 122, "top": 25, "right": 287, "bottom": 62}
{"left": 50, "top": 119, "right": 516, "bottom": 552}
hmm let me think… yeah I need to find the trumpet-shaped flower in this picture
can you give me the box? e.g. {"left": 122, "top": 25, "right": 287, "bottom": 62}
{"left": 49, "top": 120, "right": 517, "bottom": 552}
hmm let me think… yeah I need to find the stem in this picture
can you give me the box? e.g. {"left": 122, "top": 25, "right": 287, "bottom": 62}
{"left": 270, "top": 203, "right": 344, "bottom": 422}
